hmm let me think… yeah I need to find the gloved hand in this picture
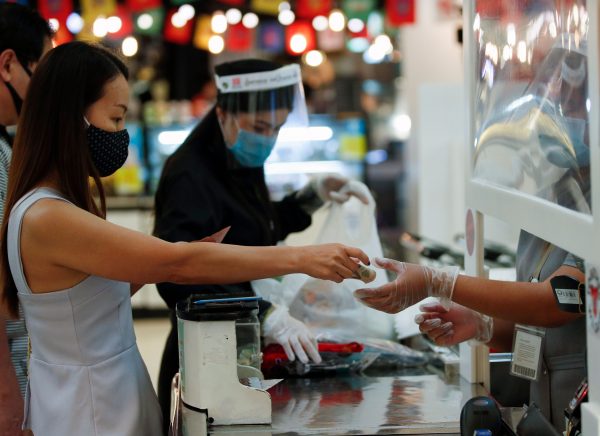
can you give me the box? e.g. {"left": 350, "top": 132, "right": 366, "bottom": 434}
{"left": 415, "top": 302, "right": 493, "bottom": 346}
{"left": 353, "top": 258, "right": 459, "bottom": 313}
{"left": 311, "top": 175, "right": 370, "bottom": 205}
{"left": 262, "top": 306, "right": 322, "bottom": 364}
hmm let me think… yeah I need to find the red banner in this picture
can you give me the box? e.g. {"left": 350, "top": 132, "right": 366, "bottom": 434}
{"left": 52, "top": 20, "right": 73, "bottom": 45}
{"left": 386, "top": 0, "right": 415, "bottom": 26}
{"left": 296, "top": 0, "right": 333, "bottom": 19}
{"left": 38, "top": 0, "right": 73, "bottom": 22}
{"left": 164, "top": 9, "right": 194, "bottom": 44}
{"left": 105, "top": 5, "right": 134, "bottom": 40}
{"left": 226, "top": 23, "right": 254, "bottom": 52}
{"left": 126, "top": 0, "right": 162, "bottom": 13}
{"left": 218, "top": 0, "right": 245, "bottom": 5}
{"left": 285, "top": 21, "right": 315, "bottom": 55}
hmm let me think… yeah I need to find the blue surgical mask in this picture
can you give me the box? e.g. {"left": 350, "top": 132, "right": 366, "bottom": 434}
{"left": 229, "top": 129, "right": 277, "bottom": 167}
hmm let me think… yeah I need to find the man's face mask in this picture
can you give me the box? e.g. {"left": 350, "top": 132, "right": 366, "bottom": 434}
{"left": 85, "top": 118, "right": 130, "bottom": 177}
{"left": 3, "top": 56, "right": 32, "bottom": 115}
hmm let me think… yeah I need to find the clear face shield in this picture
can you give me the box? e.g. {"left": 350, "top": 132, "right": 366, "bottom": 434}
{"left": 215, "top": 64, "right": 308, "bottom": 167}
{"left": 474, "top": 32, "right": 590, "bottom": 213}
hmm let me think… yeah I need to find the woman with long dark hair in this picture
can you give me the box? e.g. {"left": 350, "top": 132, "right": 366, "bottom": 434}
{"left": 0, "top": 41, "right": 368, "bottom": 436}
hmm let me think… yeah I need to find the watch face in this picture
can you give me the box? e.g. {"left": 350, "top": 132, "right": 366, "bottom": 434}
{"left": 550, "top": 275, "right": 584, "bottom": 313}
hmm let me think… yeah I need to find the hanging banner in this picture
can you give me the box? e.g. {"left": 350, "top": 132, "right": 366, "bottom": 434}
{"left": 164, "top": 8, "right": 194, "bottom": 44}
{"left": 105, "top": 5, "right": 134, "bottom": 40}
{"left": 251, "top": 0, "right": 280, "bottom": 16}
{"left": 317, "top": 28, "right": 345, "bottom": 52}
{"left": 126, "top": 0, "right": 161, "bottom": 13}
{"left": 193, "top": 14, "right": 212, "bottom": 50}
{"left": 343, "top": 0, "right": 375, "bottom": 21}
{"left": 38, "top": 0, "right": 73, "bottom": 22}
{"left": 218, "top": 0, "right": 245, "bottom": 5}
{"left": 53, "top": 21, "right": 73, "bottom": 45}
{"left": 258, "top": 21, "right": 285, "bottom": 53}
{"left": 81, "top": 0, "right": 117, "bottom": 20}
{"left": 226, "top": 23, "right": 254, "bottom": 52}
{"left": 133, "top": 8, "right": 164, "bottom": 36}
{"left": 285, "top": 21, "right": 315, "bottom": 55}
{"left": 296, "top": 0, "right": 332, "bottom": 19}
{"left": 386, "top": 0, "right": 415, "bottom": 26}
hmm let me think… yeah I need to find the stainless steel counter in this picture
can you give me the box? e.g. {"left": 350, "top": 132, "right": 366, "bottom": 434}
{"left": 175, "top": 372, "right": 487, "bottom": 435}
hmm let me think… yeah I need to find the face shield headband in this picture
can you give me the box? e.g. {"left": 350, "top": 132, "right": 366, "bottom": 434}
{"left": 215, "top": 64, "right": 308, "bottom": 129}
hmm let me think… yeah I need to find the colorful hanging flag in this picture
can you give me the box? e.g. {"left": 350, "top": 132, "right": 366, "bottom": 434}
{"left": 258, "top": 21, "right": 285, "bottom": 53}
{"left": 133, "top": 8, "right": 164, "bottom": 36}
{"left": 126, "top": 0, "right": 161, "bottom": 13}
{"left": 343, "top": 0, "right": 375, "bottom": 21}
{"left": 317, "top": 28, "right": 345, "bottom": 52}
{"left": 164, "top": 8, "right": 194, "bottom": 44}
{"left": 386, "top": 0, "right": 415, "bottom": 25}
{"left": 193, "top": 14, "right": 212, "bottom": 50}
{"left": 105, "top": 5, "right": 134, "bottom": 40}
{"left": 38, "top": 0, "right": 73, "bottom": 22}
{"left": 218, "top": 0, "right": 245, "bottom": 5}
{"left": 251, "top": 0, "right": 280, "bottom": 16}
{"left": 81, "top": 0, "right": 117, "bottom": 20}
{"left": 53, "top": 20, "right": 73, "bottom": 45}
{"left": 226, "top": 23, "right": 254, "bottom": 52}
{"left": 285, "top": 21, "right": 315, "bottom": 55}
{"left": 296, "top": 0, "right": 332, "bottom": 19}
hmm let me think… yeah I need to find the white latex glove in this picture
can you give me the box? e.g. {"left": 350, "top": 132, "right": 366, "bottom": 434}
{"left": 262, "top": 306, "right": 322, "bottom": 364}
{"left": 415, "top": 302, "right": 493, "bottom": 346}
{"left": 353, "top": 258, "right": 459, "bottom": 314}
{"left": 311, "top": 175, "right": 370, "bottom": 205}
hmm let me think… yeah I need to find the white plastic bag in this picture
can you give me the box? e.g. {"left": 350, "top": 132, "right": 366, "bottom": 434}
{"left": 254, "top": 185, "right": 394, "bottom": 340}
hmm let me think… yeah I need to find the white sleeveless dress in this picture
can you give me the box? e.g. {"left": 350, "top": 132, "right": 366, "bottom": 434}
{"left": 8, "top": 188, "right": 162, "bottom": 436}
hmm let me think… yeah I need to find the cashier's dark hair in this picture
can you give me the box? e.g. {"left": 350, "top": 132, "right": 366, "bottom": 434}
{"left": 0, "top": 41, "right": 128, "bottom": 318}
{"left": 215, "top": 59, "right": 295, "bottom": 113}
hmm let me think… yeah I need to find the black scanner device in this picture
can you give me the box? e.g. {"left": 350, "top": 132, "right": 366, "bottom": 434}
{"left": 460, "top": 396, "right": 503, "bottom": 436}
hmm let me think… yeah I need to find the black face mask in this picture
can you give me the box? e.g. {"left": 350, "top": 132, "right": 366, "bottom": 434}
{"left": 86, "top": 122, "right": 130, "bottom": 177}
{"left": 3, "top": 58, "right": 32, "bottom": 115}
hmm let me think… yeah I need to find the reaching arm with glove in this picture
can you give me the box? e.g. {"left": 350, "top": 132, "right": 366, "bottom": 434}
{"left": 262, "top": 305, "right": 322, "bottom": 364}
{"left": 354, "top": 258, "right": 583, "bottom": 329}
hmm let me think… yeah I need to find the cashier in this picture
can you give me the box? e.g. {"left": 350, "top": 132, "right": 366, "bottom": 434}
{"left": 355, "top": 35, "right": 589, "bottom": 433}
{"left": 153, "top": 58, "right": 368, "bottom": 432}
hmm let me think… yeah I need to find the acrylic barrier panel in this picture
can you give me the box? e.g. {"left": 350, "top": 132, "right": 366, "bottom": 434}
{"left": 472, "top": 2, "right": 591, "bottom": 215}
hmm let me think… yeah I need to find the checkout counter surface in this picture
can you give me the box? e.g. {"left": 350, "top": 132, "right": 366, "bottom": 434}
{"left": 176, "top": 371, "right": 487, "bottom": 435}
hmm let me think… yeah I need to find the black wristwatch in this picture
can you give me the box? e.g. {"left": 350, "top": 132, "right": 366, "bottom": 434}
{"left": 549, "top": 275, "right": 585, "bottom": 313}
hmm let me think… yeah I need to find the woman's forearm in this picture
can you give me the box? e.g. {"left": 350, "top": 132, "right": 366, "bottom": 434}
{"left": 487, "top": 318, "right": 516, "bottom": 351}
{"left": 452, "top": 265, "right": 583, "bottom": 327}
{"left": 164, "top": 243, "right": 302, "bottom": 285}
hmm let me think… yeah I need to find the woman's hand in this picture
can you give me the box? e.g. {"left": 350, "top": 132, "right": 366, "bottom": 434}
{"left": 415, "top": 302, "right": 493, "bottom": 346}
{"left": 298, "top": 244, "right": 369, "bottom": 283}
{"left": 353, "top": 258, "right": 459, "bottom": 313}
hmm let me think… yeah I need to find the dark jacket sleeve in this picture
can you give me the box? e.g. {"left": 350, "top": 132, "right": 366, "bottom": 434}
{"left": 272, "top": 192, "right": 314, "bottom": 240}
{"left": 154, "top": 171, "right": 253, "bottom": 309}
